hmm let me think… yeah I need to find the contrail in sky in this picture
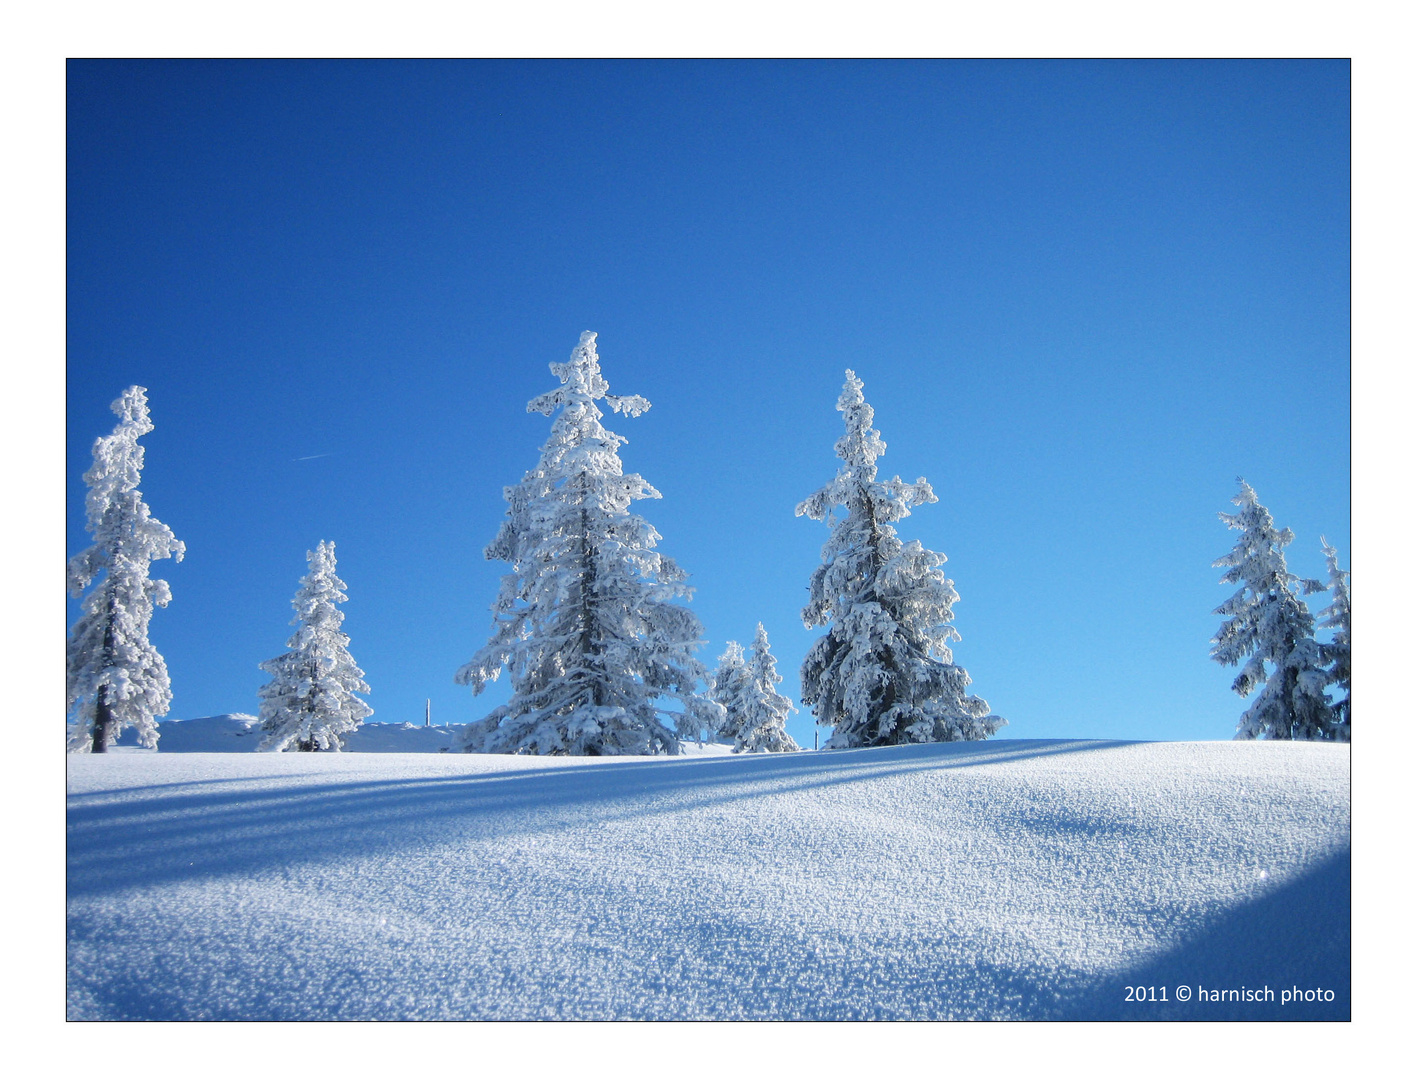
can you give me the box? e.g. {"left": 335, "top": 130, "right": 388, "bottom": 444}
{"left": 293, "top": 453, "right": 332, "bottom": 461}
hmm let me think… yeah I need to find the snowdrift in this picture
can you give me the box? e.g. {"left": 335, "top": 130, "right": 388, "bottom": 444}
{"left": 67, "top": 739, "right": 1349, "bottom": 1021}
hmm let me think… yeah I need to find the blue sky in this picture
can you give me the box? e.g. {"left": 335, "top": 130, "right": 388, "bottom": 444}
{"left": 66, "top": 60, "right": 1349, "bottom": 747}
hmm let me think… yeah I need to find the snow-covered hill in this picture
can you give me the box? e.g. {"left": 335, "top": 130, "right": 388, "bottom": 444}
{"left": 113, "top": 714, "right": 464, "bottom": 753}
{"left": 66, "top": 739, "right": 1348, "bottom": 1020}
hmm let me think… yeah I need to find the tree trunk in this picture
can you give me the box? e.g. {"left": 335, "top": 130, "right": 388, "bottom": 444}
{"left": 579, "top": 507, "right": 602, "bottom": 709}
{"left": 91, "top": 595, "right": 118, "bottom": 753}
{"left": 300, "top": 659, "right": 320, "bottom": 751}
{"left": 91, "top": 684, "right": 115, "bottom": 753}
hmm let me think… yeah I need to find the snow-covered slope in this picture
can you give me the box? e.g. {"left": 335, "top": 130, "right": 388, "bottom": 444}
{"left": 66, "top": 739, "right": 1348, "bottom": 1020}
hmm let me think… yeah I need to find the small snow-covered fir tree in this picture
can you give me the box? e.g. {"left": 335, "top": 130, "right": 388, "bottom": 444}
{"left": 257, "top": 541, "right": 372, "bottom": 752}
{"left": 729, "top": 624, "right": 800, "bottom": 754}
{"left": 1210, "top": 480, "right": 1333, "bottom": 740}
{"left": 1316, "top": 536, "right": 1350, "bottom": 741}
{"left": 454, "top": 331, "right": 719, "bottom": 755}
{"left": 796, "top": 370, "right": 1004, "bottom": 748}
{"left": 710, "top": 640, "right": 750, "bottom": 745}
{"left": 66, "top": 386, "right": 186, "bottom": 753}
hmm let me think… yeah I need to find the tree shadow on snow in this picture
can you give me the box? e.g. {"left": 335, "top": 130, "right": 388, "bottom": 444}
{"left": 1059, "top": 847, "right": 1350, "bottom": 1021}
{"left": 67, "top": 739, "right": 1349, "bottom": 1021}
{"left": 67, "top": 740, "right": 1139, "bottom": 898}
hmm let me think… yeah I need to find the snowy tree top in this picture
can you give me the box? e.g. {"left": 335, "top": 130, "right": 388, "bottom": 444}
{"left": 1317, "top": 536, "right": 1350, "bottom": 641}
{"left": 69, "top": 386, "right": 185, "bottom": 595}
{"left": 751, "top": 621, "right": 772, "bottom": 654}
{"left": 746, "top": 622, "right": 794, "bottom": 710}
{"left": 288, "top": 540, "right": 349, "bottom": 628}
{"left": 715, "top": 639, "right": 746, "bottom": 673}
{"left": 1215, "top": 478, "right": 1292, "bottom": 551}
{"left": 796, "top": 370, "right": 935, "bottom": 528}
{"left": 529, "top": 331, "right": 651, "bottom": 420}
{"left": 84, "top": 386, "right": 153, "bottom": 520}
{"left": 833, "top": 369, "right": 888, "bottom": 479}
{"left": 1211, "top": 478, "right": 1316, "bottom": 601}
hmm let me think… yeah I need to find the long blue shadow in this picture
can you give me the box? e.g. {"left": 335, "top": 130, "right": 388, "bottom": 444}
{"left": 68, "top": 739, "right": 1349, "bottom": 1021}
{"left": 1062, "top": 847, "right": 1350, "bottom": 1020}
{"left": 68, "top": 740, "right": 1138, "bottom": 898}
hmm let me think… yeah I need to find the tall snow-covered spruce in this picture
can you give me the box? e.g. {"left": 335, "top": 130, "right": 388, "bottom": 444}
{"left": 726, "top": 624, "right": 800, "bottom": 753}
{"left": 797, "top": 370, "right": 1003, "bottom": 748}
{"left": 66, "top": 386, "right": 186, "bottom": 752}
{"left": 1210, "top": 480, "right": 1333, "bottom": 740}
{"left": 454, "top": 332, "right": 719, "bottom": 755}
{"left": 257, "top": 541, "right": 372, "bottom": 752}
{"left": 1316, "top": 536, "right": 1350, "bottom": 741}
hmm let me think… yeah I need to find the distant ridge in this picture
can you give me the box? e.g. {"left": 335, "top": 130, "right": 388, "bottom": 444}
{"left": 113, "top": 714, "right": 460, "bottom": 753}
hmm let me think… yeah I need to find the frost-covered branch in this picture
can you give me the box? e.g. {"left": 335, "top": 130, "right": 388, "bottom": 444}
{"left": 1315, "top": 536, "right": 1350, "bottom": 741}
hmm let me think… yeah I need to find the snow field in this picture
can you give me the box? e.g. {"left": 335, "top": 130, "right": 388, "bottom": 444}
{"left": 67, "top": 739, "right": 1348, "bottom": 1020}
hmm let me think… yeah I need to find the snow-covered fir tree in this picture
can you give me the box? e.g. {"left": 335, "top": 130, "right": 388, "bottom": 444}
{"left": 796, "top": 370, "right": 1004, "bottom": 749}
{"left": 257, "top": 541, "right": 372, "bottom": 752}
{"left": 1316, "top": 536, "right": 1350, "bottom": 741}
{"left": 1210, "top": 480, "right": 1333, "bottom": 740}
{"left": 66, "top": 386, "right": 186, "bottom": 753}
{"left": 728, "top": 624, "right": 800, "bottom": 754}
{"left": 454, "top": 331, "right": 720, "bottom": 755}
{"left": 709, "top": 640, "right": 749, "bottom": 745}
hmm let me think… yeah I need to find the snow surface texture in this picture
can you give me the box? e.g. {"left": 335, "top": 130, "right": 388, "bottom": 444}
{"left": 114, "top": 715, "right": 461, "bottom": 753}
{"left": 797, "top": 371, "right": 1003, "bottom": 748}
{"left": 68, "top": 740, "right": 1348, "bottom": 1020}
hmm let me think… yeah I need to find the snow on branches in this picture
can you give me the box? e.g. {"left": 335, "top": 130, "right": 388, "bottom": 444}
{"left": 454, "top": 331, "right": 719, "bottom": 755}
{"left": 1210, "top": 480, "right": 1334, "bottom": 741}
{"left": 66, "top": 387, "right": 186, "bottom": 752}
{"left": 796, "top": 370, "right": 1003, "bottom": 748}
{"left": 710, "top": 640, "right": 749, "bottom": 745}
{"left": 257, "top": 541, "right": 372, "bottom": 752}
{"left": 720, "top": 624, "right": 799, "bottom": 753}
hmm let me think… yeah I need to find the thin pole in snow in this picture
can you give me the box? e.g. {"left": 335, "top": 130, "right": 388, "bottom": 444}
{"left": 426, "top": 698, "right": 431, "bottom": 727}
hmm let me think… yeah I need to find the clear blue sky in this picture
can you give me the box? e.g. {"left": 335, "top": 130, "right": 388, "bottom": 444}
{"left": 66, "top": 60, "right": 1349, "bottom": 747}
